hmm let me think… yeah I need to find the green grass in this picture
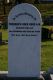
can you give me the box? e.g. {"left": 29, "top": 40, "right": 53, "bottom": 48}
{"left": 42, "top": 26, "right": 53, "bottom": 31}
{"left": 0, "top": 29, "right": 53, "bottom": 71}
{"left": 0, "top": 30, "right": 8, "bottom": 71}
{"left": 41, "top": 41, "right": 53, "bottom": 71}
{"left": 42, "top": 11, "right": 53, "bottom": 17}
{"left": 35, "top": 4, "right": 53, "bottom": 17}
{"left": 0, "top": 29, "right": 8, "bottom": 40}
{"left": 0, "top": 45, "right": 8, "bottom": 71}
{"left": 2, "top": 30, "right": 8, "bottom": 40}
{"left": 41, "top": 26, "right": 53, "bottom": 70}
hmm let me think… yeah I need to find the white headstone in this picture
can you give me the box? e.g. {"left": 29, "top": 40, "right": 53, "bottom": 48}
{"left": 8, "top": 3, "right": 42, "bottom": 77}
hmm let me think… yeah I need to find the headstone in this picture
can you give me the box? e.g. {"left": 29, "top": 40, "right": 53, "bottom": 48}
{"left": 8, "top": 3, "right": 42, "bottom": 77}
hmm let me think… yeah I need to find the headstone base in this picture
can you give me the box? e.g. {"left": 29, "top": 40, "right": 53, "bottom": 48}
{"left": 0, "top": 77, "right": 44, "bottom": 80}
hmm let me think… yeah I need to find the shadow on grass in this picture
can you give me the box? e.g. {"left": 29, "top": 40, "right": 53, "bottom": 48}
{"left": 42, "top": 39, "right": 53, "bottom": 42}
{"left": 0, "top": 40, "right": 8, "bottom": 46}
{"left": 41, "top": 39, "right": 53, "bottom": 48}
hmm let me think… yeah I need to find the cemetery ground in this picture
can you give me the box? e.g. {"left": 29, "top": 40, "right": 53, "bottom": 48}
{"left": 0, "top": 28, "right": 53, "bottom": 71}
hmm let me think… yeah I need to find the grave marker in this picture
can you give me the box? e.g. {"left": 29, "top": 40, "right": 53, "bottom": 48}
{"left": 8, "top": 3, "right": 42, "bottom": 77}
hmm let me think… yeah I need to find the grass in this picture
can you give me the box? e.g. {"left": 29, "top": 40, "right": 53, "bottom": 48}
{"left": 0, "top": 29, "right": 53, "bottom": 71}
{"left": 0, "top": 45, "right": 8, "bottom": 71}
{"left": 0, "top": 29, "right": 8, "bottom": 71}
{"left": 42, "top": 26, "right": 53, "bottom": 31}
{"left": 41, "top": 26, "right": 53, "bottom": 71}
{"left": 41, "top": 41, "right": 53, "bottom": 71}
{"left": 35, "top": 4, "right": 53, "bottom": 17}
{"left": 0, "top": 29, "right": 8, "bottom": 40}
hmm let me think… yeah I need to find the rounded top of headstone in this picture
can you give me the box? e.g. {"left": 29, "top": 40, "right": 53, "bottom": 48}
{"left": 8, "top": 3, "right": 42, "bottom": 25}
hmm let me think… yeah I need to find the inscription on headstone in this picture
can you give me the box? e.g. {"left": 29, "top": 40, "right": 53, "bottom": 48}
{"left": 8, "top": 3, "right": 42, "bottom": 77}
